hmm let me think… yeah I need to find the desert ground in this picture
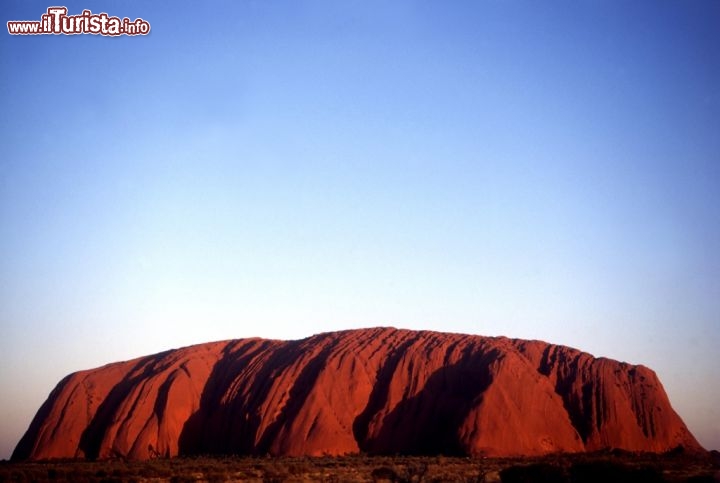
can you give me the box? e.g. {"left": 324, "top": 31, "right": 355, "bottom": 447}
{"left": 1, "top": 451, "right": 718, "bottom": 483}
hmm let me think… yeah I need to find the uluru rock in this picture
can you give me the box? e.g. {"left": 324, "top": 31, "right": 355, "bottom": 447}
{"left": 12, "top": 328, "right": 702, "bottom": 460}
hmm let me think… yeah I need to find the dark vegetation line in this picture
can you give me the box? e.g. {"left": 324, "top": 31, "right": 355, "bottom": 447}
{"left": 0, "top": 451, "right": 717, "bottom": 483}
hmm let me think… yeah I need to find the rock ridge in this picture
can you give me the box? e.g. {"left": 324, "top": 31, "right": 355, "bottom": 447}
{"left": 13, "top": 327, "right": 702, "bottom": 460}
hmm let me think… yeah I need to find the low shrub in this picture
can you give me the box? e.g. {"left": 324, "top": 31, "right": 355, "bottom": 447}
{"left": 570, "top": 460, "right": 664, "bottom": 483}
{"left": 500, "top": 463, "right": 568, "bottom": 483}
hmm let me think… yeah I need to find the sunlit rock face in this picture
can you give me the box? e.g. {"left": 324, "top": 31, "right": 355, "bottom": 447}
{"left": 12, "top": 328, "right": 702, "bottom": 460}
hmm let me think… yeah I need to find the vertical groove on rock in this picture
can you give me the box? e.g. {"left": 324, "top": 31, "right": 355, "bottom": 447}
{"left": 352, "top": 331, "right": 422, "bottom": 450}
{"left": 78, "top": 355, "right": 164, "bottom": 459}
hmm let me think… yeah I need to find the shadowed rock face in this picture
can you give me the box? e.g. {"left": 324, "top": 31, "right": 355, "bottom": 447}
{"left": 12, "top": 328, "right": 702, "bottom": 460}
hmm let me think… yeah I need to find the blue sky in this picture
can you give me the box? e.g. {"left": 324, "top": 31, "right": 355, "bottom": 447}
{"left": 1, "top": 0, "right": 719, "bottom": 458}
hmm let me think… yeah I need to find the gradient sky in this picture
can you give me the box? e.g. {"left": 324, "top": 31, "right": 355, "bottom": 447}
{"left": 1, "top": 0, "right": 719, "bottom": 459}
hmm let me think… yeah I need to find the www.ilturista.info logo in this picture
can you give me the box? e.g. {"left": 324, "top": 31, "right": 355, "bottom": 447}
{"left": 7, "top": 7, "right": 150, "bottom": 36}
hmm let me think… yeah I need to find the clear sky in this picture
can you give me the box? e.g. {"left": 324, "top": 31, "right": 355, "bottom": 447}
{"left": 1, "top": 0, "right": 718, "bottom": 459}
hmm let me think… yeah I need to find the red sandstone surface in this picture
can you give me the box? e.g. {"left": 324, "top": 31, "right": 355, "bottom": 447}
{"left": 12, "top": 328, "right": 702, "bottom": 460}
